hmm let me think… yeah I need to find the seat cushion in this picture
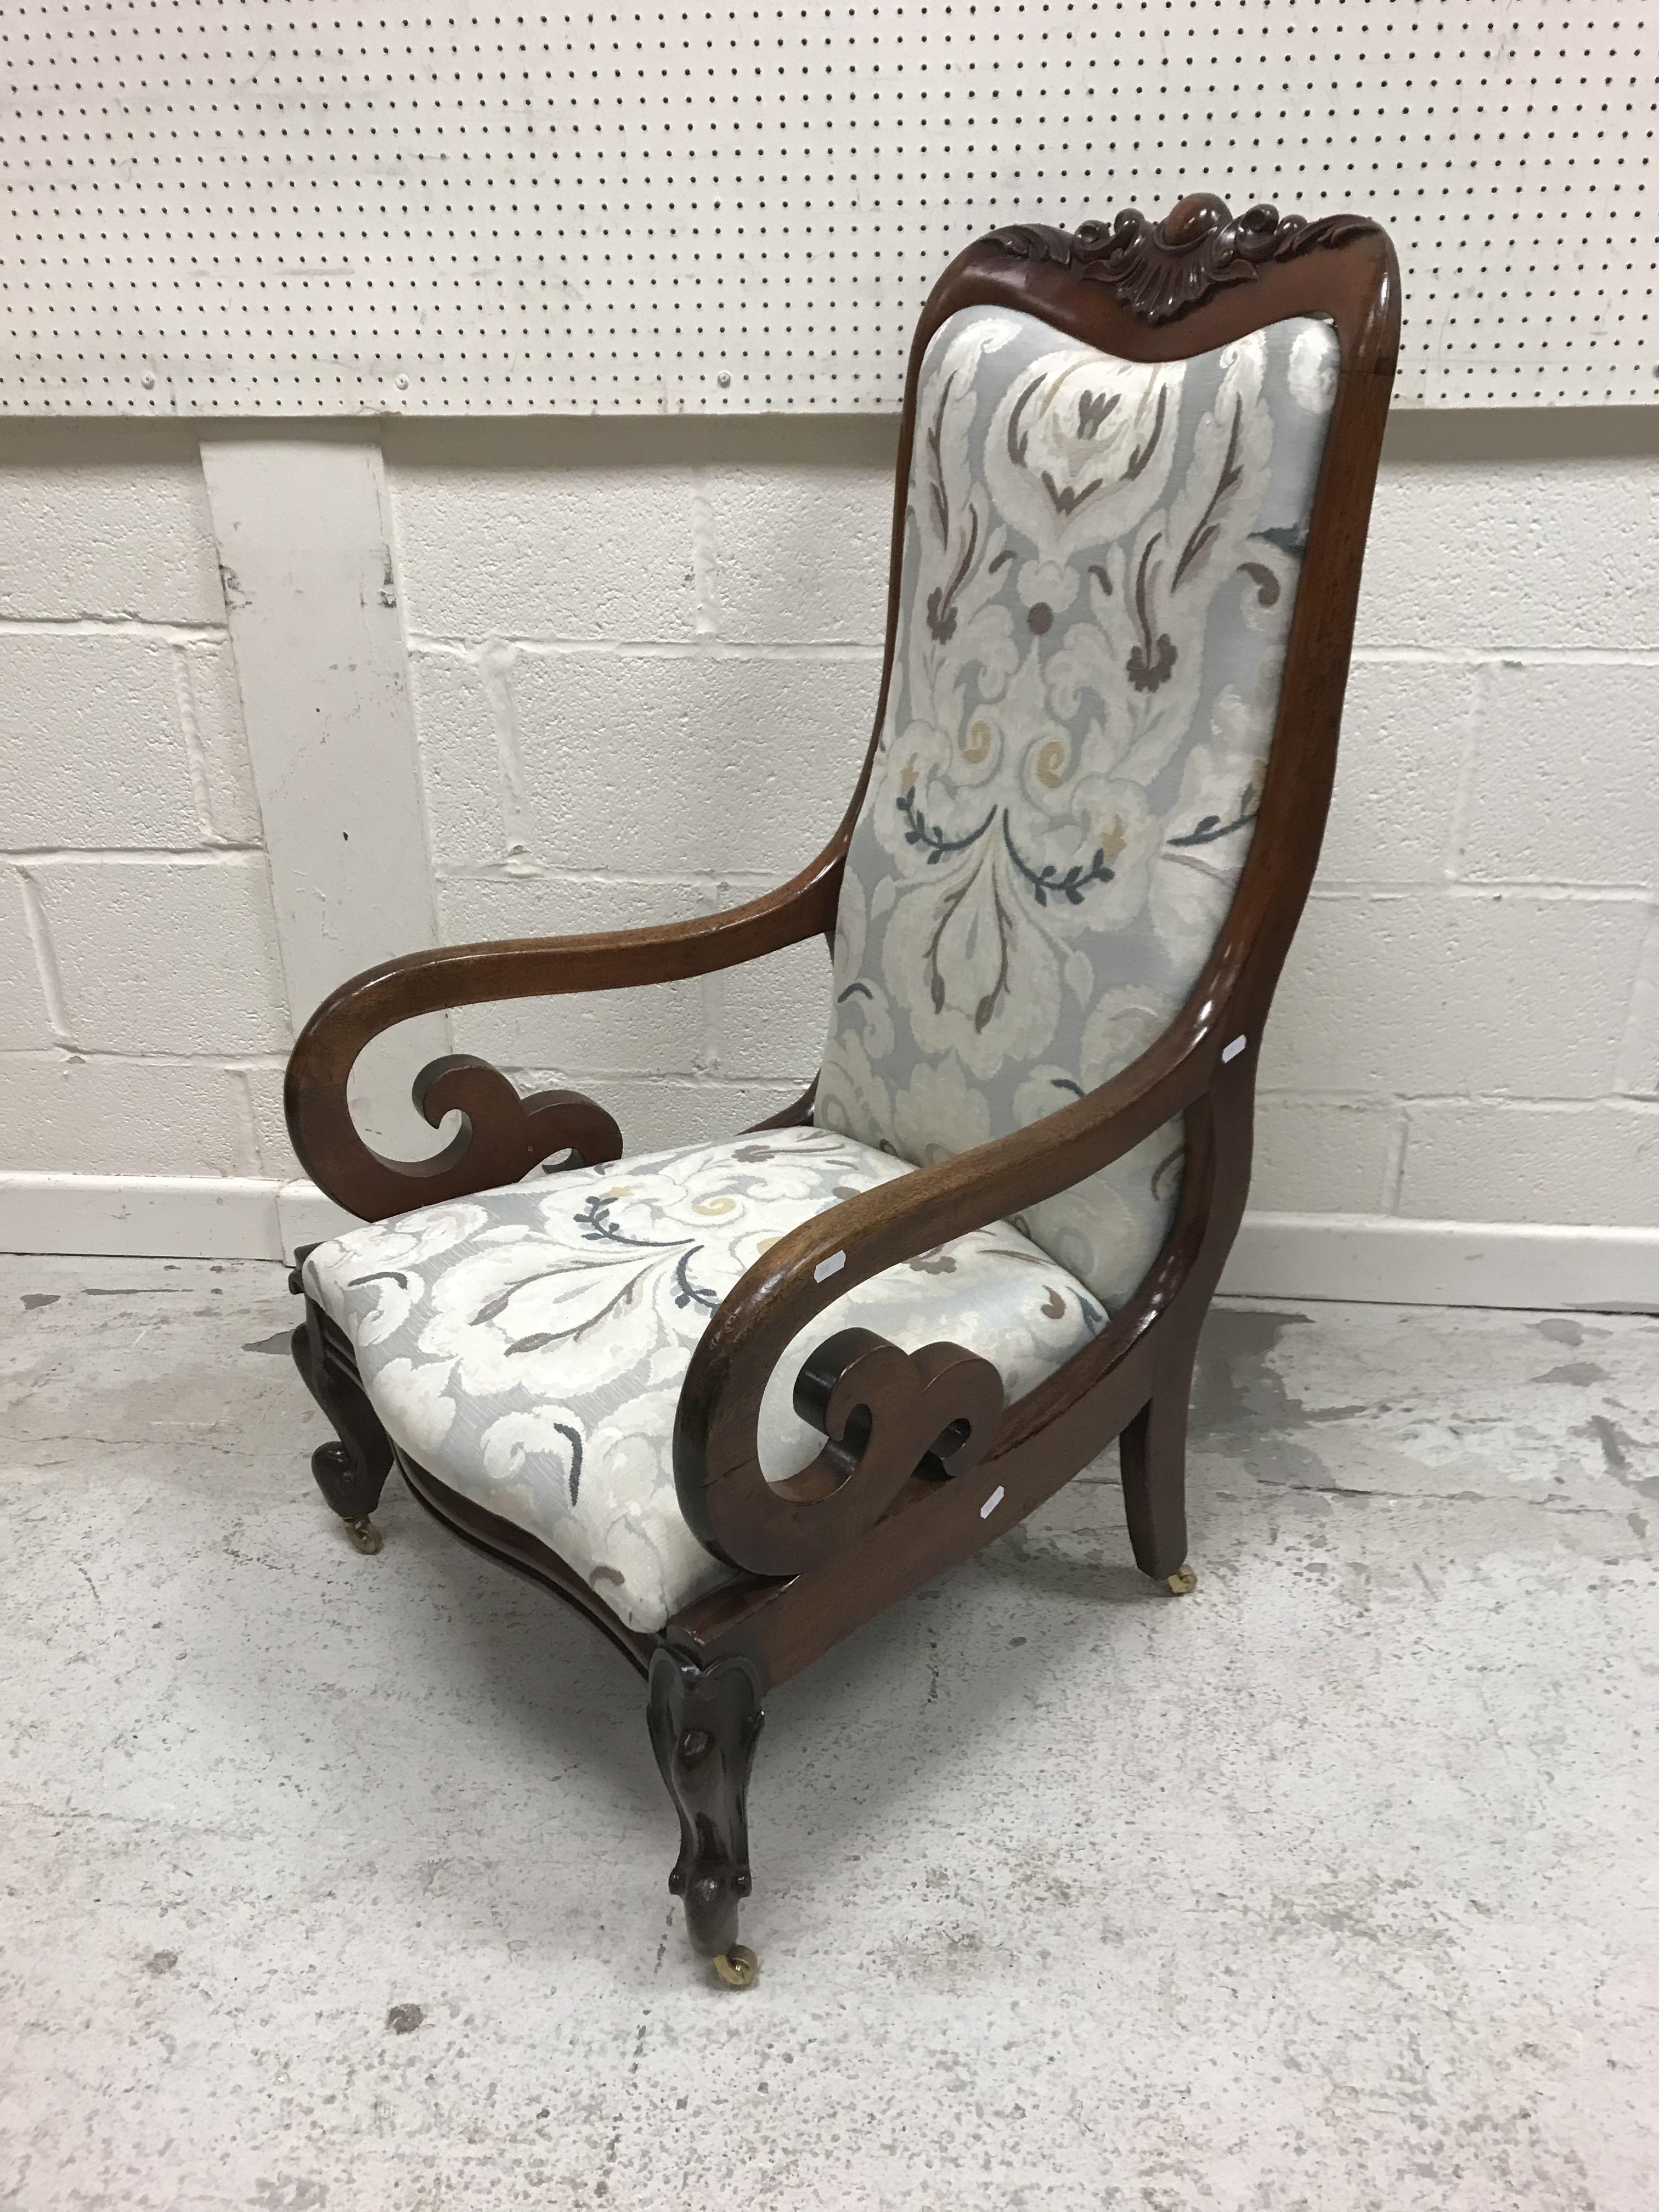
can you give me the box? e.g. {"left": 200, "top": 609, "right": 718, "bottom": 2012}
{"left": 302, "top": 1125, "right": 1107, "bottom": 1633}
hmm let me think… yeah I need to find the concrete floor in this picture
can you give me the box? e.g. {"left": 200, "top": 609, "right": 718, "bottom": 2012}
{"left": 1, "top": 1257, "right": 1656, "bottom": 2212}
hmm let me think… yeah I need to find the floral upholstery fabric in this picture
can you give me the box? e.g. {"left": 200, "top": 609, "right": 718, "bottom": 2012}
{"left": 302, "top": 1126, "right": 1107, "bottom": 1633}
{"left": 817, "top": 304, "right": 1339, "bottom": 1308}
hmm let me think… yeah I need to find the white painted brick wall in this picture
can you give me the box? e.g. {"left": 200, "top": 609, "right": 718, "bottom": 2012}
{"left": 0, "top": 870, "right": 51, "bottom": 1045}
{"left": 1357, "top": 419, "right": 1659, "bottom": 651}
{"left": 1314, "top": 659, "right": 1474, "bottom": 885}
{"left": 0, "top": 424, "right": 292, "bottom": 1193}
{"left": 1397, "top": 1100, "right": 1659, "bottom": 1227}
{"left": 1459, "top": 662, "right": 1653, "bottom": 886}
{"left": 414, "top": 645, "right": 870, "bottom": 879}
{"left": 3, "top": 633, "right": 217, "bottom": 848}
{"left": 696, "top": 424, "right": 899, "bottom": 644}
{"left": 0, "top": 1054, "right": 257, "bottom": 1176}
{"left": 383, "top": 422, "right": 702, "bottom": 641}
{"left": 0, "top": 426, "right": 225, "bottom": 623}
{"left": 36, "top": 855, "right": 289, "bottom": 1057}
{"left": 3, "top": 403, "right": 1656, "bottom": 1264}
{"left": 1262, "top": 890, "right": 1649, "bottom": 1098}
{"left": 1250, "top": 1096, "right": 1401, "bottom": 1214}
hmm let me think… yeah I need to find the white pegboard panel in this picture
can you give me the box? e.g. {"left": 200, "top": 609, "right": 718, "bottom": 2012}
{"left": 1, "top": 3, "right": 1653, "bottom": 414}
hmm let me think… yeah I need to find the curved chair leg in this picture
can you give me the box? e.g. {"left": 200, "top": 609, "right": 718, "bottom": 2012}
{"left": 646, "top": 1649, "right": 765, "bottom": 1987}
{"left": 1119, "top": 1337, "right": 1199, "bottom": 1595}
{"left": 289, "top": 1300, "right": 394, "bottom": 1553}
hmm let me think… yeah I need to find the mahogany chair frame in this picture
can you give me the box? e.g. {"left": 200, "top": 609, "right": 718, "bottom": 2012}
{"left": 286, "top": 195, "right": 1400, "bottom": 1984}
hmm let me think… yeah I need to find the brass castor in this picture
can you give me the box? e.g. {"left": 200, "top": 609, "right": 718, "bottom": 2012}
{"left": 1165, "top": 1565, "right": 1198, "bottom": 1596}
{"left": 344, "top": 1516, "right": 383, "bottom": 1556}
{"left": 712, "top": 1945, "right": 758, "bottom": 1989}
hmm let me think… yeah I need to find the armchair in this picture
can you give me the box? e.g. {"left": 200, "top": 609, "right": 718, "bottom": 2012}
{"left": 287, "top": 194, "right": 1399, "bottom": 1985}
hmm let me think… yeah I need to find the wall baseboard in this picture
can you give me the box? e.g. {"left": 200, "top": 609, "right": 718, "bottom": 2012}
{"left": 2, "top": 1175, "right": 1655, "bottom": 1312}
{"left": 2, "top": 1173, "right": 283, "bottom": 1261}
{"left": 1219, "top": 1211, "right": 1659, "bottom": 1312}
{"left": 0, "top": 1173, "right": 355, "bottom": 1265}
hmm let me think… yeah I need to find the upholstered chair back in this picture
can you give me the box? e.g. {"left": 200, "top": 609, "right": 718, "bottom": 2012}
{"left": 816, "top": 304, "right": 1340, "bottom": 1308}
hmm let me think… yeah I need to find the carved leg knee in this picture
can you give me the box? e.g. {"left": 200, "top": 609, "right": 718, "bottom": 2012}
{"left": 1119, "top": 1357, "right": 1196, "bottom": 1592}
{"left": 289, "top": 1293, "right": 394, "bottom": 1544}
{"left": 646, "top": 1649, "right": 764, "bottom": 1985}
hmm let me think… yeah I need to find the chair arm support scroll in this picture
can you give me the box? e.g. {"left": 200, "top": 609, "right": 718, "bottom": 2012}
{"left": 285, "top": 854, "right": 843, "bottom": 1220}
{"left": 673, "top": 983, "right": 1243, "bottom": 1579}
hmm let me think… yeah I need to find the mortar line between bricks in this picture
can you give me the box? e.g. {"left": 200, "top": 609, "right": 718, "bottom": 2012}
{"left": 0, "top": 1048, "right": 289, "bottom": 1068}
{"left": 0, "top": 615, "right": 228, "bottom": 642}
{"left": 1307, "top": 880, "right": 1651, "bottom": 903}
{"left": 474, "top": 636, "right": 534, "bottom": 861}
{"left": 1442, "top": 656, "right": 1489, "bottom": 881}
{"left": 1350, "top": 645, "right": 1659, "bottom": 666}
{"left": 0, "top": 845, "right": 266, "bottom": 864}
{"left": 408, "top": 632, "right": 884, "bottom": 662}
{"left": 688, "top": 461, "right": 720, "bottom": 637}
{"left": 433, "top": 862, "right": 831, "bottom": 890}
{"left": 168, "top": 639, "right": 226, "bottom": 847}
{"left": 1447, "top": 881, "right": 1651, "bottom": 904}
{"left": 697, "top": 878, "right": 727, "bottom": 1077}
{"left": 14, "top": 870, "right": 73, "bottom": 1048}
{"left": 226, "top": 1066, "right": 268, "bottom": 1179}
{"left": 1256, "top": 1088, "right": 1659, "bottom": 1113}
{"left": 1613, "top": 907, "right": 1659, "bottom": 1097}
{"left": 1379, "top": 1105, "right": 1411, "bottom": 1214}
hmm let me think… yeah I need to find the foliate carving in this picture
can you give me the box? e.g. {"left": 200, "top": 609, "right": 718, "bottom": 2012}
{"left": 986, "top": 194, "right": 1380, "bottom": 325}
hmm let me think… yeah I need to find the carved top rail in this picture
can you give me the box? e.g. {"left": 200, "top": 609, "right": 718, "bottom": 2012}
{"left": 984, "top": 193, "right": 1384, "bottom": 326}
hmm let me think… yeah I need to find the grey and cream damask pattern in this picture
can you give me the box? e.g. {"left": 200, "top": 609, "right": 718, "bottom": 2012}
{"left": 817, "top": 305, "right": 1340, "bottom": 1307}
{"left": 303, "top": 1127, "right": 1106, "bottom": 1632}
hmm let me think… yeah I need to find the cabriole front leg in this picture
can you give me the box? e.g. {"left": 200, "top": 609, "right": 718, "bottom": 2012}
{"left": 646, "top": 1649, "right": 765, "bottom": 1987}
{"left": 289, "top": 1287, "right": 394, "bottom": 1555}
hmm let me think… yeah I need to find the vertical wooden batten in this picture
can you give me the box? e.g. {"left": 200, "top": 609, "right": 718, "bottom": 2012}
{"left": 199, "top": 434, "right": 450, "bottom": 1173}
